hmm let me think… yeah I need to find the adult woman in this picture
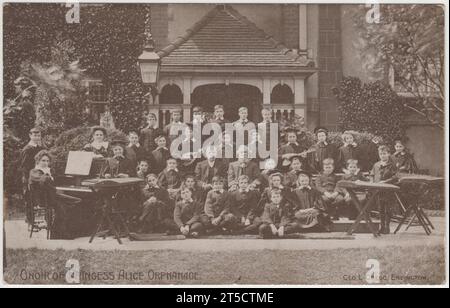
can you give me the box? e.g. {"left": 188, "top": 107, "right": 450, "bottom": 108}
{"left": 83, "top": 126, "right": 110, "bottom": 158}
{"left": 28, "top": 150, "right": 81, "bottom": 239}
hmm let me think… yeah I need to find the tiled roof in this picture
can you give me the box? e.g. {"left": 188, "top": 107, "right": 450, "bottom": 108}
{"left": 158, "top": 5, "right": 315, "bottom": 68}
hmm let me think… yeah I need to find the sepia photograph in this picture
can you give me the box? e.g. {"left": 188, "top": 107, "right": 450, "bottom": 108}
{"left": 1, "top": 0, "right": 448, "bottom": 290}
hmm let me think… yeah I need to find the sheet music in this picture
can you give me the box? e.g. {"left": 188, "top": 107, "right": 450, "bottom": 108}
{"left": 65, "top": 151, "right": 94, "bottom": 176}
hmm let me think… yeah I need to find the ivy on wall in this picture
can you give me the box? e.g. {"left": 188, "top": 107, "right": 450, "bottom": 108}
{"left": 333, "top": 76, "right": 405, "bottom": 144}
{"left": 3, "top": 3, "right": 149, "bottom": 133}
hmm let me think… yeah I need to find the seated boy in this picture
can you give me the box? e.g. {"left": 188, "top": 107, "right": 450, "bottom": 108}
{"left": 101, "top": 139, "right": 135, "bottom": 178}
{"left": 310, "top": 127, "right": 338, "bottom": 173}
{"left": 391, "top": 139, "right": 418, "bottom": 174}
{"left": 200, "top": 176, "right": 229, "bottom": 234}
{"left": 290, "top": 171, "right": 332, "bottom": 231}
{"left": 258, "top": 188, "right": 297, "bottom": 239}
{"left": 152, "top": 135, "right": 170, "bottom": 175}
{"left": 341, "top": 159, "right": 369, "bottom": 219}
{"left": 227, "top": 146, "right": 260, "bottom": 191}
{"left": 157, "top": 157, "right": 182, "bottom": 199}
{"left": 138, "top": 173, "right": 172, "bottom": 233}
{"left": 136, "top": 159, "right": 150, "bottom": 180}
{"left": 337, "top": 131, "right": 362, "bottom": 172}
{"left": 315, "top": 158, "right": 344, "bottom": 220}
{"left": 371, "top": 145, "right": 398, "bottom": 234}
{"left": 223, "top": 175, "right": 261, "bottom": 234}
{"left": 258, "top": 171, "right": 291, "bottom": 214}
{"left": 176, "top": 174, "right": 206, "bottom": 204}
{"left": 283, "top": 155, "right": 307, "bottom": 189}
{"left": 169, "top": 187, "right": 204, "bottom": 238}
{"left": 279, "top": 128, "right": 309, "bottom": 167}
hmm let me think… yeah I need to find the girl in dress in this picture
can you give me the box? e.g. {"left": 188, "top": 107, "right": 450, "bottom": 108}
{"left": 83, "top": 126, "right": 110, "bottom": 158}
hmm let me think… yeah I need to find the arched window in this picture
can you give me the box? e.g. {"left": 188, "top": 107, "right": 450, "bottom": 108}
{"left": 159, "top": 84, "right": 183, "bottom": 105}
{"left": 271, "top": 84, "right": 294, "bottom": 104}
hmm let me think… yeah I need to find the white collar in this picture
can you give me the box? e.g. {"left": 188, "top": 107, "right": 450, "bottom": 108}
{"left": 207, "top": 160, "right": 216, "bottom": 167}
{"left": 288, "top": 142, "right": 299, "bottom": 146}
{"left": 318, "top": 141, "right": 328, "bottom": 146}
{"left": 166, "top": 168, "right": 179, "bottom": 173}
{"left": 345, "top": 142, "right": 357, "bottom": 147}
{"left": 239, "top": 188, "right": 249, "bottom": 193}
{"left": 113, "top": 155, "right": 125, "bottom": 159}
{"left": 156, "top": 146, "right": 168, "bottom": 151}
{"left": 298, "top": 185, "right": 312, "bottom": 190}
{"left": 35, "top": 166, "right": 53, "bottom": 179}
{"left": 28, "top": 141, "right": 41, "bottom": 147}
{"left": 215, "top": 117, "right": 224, "bottom": 121}
{"left": 145, "top": 124, "right": 158, "bottom": 130}
{"left": 91, "top": 141, "right": 109, "bottom": 149}
{"left": 128, "top": 143, "right": 140, "bottom": 148}
{"left": 214, "top": 189, "right": 224, "bottom": 194}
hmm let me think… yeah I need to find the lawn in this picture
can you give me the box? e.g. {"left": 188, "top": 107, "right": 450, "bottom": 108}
{"left": 3, "top": 245, "right": 446, "bottom": 285}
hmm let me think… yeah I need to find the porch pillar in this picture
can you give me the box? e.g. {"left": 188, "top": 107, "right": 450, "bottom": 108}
{"left": 182, "top": 76, "right": 192, "bottom": 122}
{"left": 294, "top": 77, "right": 306, "bottom": 120}
{"left": 262, "top": 78, "right": 271, "bottom": 106}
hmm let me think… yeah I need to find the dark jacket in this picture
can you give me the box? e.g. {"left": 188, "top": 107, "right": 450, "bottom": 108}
{"left": 225, "top": 189, "right": 260, "bottom": 221}
{"left": 310, "top": 142, "right": 338, "bottom": 173}
{"left": 20, "top": 143, "right": 46, "bottom": 181}
{"left": 173, "top": 200, "right": 201, "bottom": 227}
{"left": 195, "top": 159, "right": 228, "bottom": 185}
{"left": 140, "top": 126, "right": 163, "bottom": 153}
{"left": 227, "top": 160, "right": 261, "bottom": 186}
{"left": 261, "top": 202, "right": 292, "bottom": 226}
{"left": 204, "top": 189, "right": 229, "bottom": 219}
{"left": 101, "top": 156, "right": 135, "bottom": 177}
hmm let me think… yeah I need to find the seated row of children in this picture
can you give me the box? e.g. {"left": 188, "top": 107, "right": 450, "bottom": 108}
{"left": 132, "top": 143, "right": 402, "bottom": 238}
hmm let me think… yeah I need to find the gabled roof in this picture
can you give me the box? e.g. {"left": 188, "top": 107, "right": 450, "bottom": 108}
{"left": 158, "top": 5, "right": 315, "bottom": 70}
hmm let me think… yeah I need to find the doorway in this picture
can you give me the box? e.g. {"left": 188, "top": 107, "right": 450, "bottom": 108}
{"left": 191, "top": 84, "right": 263, "bottom": 123}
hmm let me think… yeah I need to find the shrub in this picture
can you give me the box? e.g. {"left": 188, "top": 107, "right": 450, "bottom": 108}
{"left": 50, "top": 126, "right": 128, "bottom": 167}
{"left": 333, "top": 77, "right": 405, "bottom": 144}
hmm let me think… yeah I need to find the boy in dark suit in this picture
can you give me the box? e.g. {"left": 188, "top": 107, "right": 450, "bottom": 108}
{"left": 391, "top": 139, "right": 418, "bottom": 174}
{"left": 223, "top": 175, "right": 261, "bottom": 234}
{"left": 140, "top": 112, "right": 163, "bottom": 154}
{"left": 157, "top": 157, "right": 182, "bottom": 200}
{"left": 227, "top": 146, "right": 260, "bottom": 191}
{"left": 195, "top": 146, "right": 228, "bottom": 191}
{"left": 171, "top": 187, "right": 204, "bottom": 237}
{"left": 258, "top": 188, "right": 297, "bottom": 239}
{"left": 200, "top": 176, "right": 229, "bottom": 233}
{"left": 101, "top": 140, "right": 135, "bottom": 178}
{"left": 371, "top": 145, "right": 398, "bottom": 234}
{"left": 315, "top": 158, "right": 344, "bottom": 220}
{"left": 310, "top": 127, "right": 338, "bottom": 173}
{"left": 125, "top": 131, "right": 146, "bottom": 170}
{"left": 139, "top": 173, "right": 172, "bottom": 233}
{"left": 151, "top": 135, "right": 170, "bottom": 175}
{"left": 337, "top": 131, "right": 363, "bottom": 172}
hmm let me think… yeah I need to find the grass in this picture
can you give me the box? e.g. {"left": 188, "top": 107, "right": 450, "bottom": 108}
{"left": 3, "top": 245, "right": 446, "bottom": 285}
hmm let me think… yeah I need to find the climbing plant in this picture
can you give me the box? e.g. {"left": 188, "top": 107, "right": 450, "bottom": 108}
{"left": 333, "top": 76, "right": 405, "bottom": 144}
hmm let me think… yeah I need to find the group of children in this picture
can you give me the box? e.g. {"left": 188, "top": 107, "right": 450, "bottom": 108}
{"left": 20, "top": 105, "right": 419, "bottom": 238}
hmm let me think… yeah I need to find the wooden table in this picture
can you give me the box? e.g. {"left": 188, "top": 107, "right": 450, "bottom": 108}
{"left": 82, "top": 177, "right": 144, "bottom": 244}
{"left": 337, "top": 180, "right": 400, "bottom": 237}
{"left": 393, "top": 174, "right": 444, "bottom": 235}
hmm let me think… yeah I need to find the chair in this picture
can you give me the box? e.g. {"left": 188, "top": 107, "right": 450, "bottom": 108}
{"left": 28, "top": 185, "right": 54, "bottom": 239}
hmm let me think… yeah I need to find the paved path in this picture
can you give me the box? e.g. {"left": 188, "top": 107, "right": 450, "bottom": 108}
{"left": 4, "top": 217, "right": 446, "bottom": 251}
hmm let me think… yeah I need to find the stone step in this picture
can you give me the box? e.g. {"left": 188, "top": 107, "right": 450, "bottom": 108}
{"left": 332, "top": 219, "right": 380, "bottom": 233}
